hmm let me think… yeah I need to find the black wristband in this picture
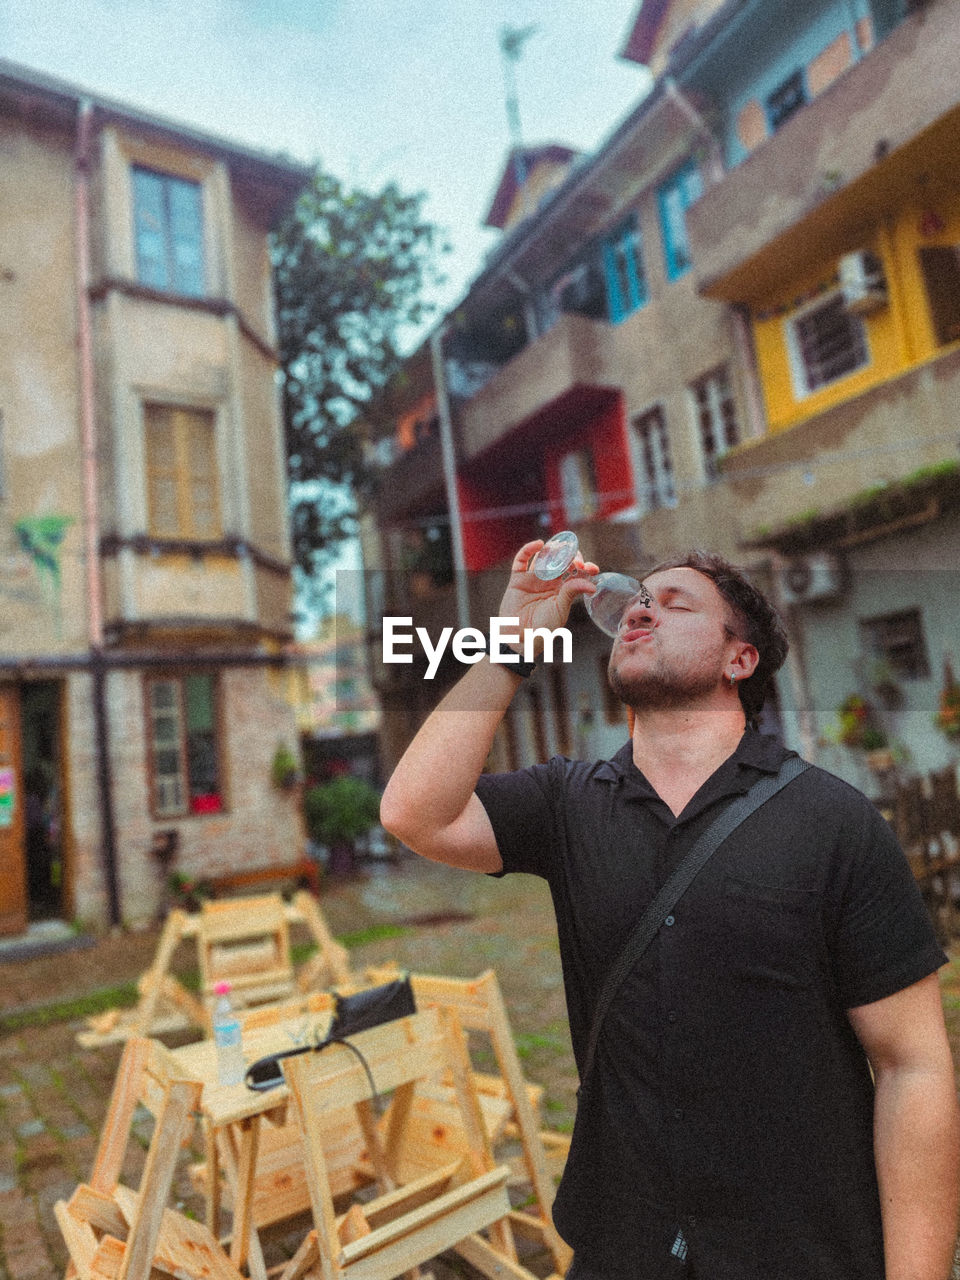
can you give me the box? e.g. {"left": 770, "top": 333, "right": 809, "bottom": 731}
{"left": 482, "top": 632, "right": 538, "bottom": 678}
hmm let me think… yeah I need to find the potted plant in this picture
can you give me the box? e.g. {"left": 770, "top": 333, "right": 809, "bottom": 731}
{"left": 832, "top": 694, "right": 893, "bottom": 772}
{"left": 303, "top": 775, "right": 381, "bottom": 876}
{"left": 934, "top": 658, "right": 960, "bottom": 742}
{"left": 270, "top": 743, "right": 301, "bottom": 792}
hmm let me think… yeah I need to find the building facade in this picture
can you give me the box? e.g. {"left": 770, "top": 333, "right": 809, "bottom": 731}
{"left": 363, "top": 0, "right": 960, "bottom": 796}
{"left": 0, "top": 62, "right": 308, "bottom": 932}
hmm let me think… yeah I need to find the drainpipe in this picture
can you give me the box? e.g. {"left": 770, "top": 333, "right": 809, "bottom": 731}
{"left": 429, "top": 325, "right": 470, "bottom": 631}
{"left": 75, "top": 98, "right": 121, "bottom": 927}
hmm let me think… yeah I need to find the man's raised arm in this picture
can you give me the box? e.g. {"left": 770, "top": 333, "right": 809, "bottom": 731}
{"left": 379, "top": 539, "right": 596, "bottom": 873}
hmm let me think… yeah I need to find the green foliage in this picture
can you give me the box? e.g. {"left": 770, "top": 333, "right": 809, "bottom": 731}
{"left": 829, "top": 694, "right": 888, "bottom": 750}
{"left": 338, "top": 923, "right": 411, "bottom": 948}
{"left": 270, "top": 743, "right": 300, "bottom": 790}
{"left": 272, "top": 167, "right": 445, "bottom": 594}
{"left": 303, "top": 775, "right": 381, "bottom": 845}
{"left": 0, "top": 982, "right": 140, "bottom": 1033}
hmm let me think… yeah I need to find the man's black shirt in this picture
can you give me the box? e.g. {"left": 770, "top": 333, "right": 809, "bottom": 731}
{"left": 476, "top": 731, "right": 946, "bottom": 1278}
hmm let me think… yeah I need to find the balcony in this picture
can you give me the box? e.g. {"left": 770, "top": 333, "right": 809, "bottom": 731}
{"left": 721, "top": 343, "right": 960, "bottom": 546}
{"left": 455, "top": 311, "right": 616, "bottom": 460}
{"left": 687, "top": 0, "right": 960, "bottom": 302}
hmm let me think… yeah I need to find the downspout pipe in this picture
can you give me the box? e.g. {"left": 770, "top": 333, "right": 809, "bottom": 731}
{"left": 429, "top": 325, "right": 470, "bottom": 631}
{"left": 74, "top": 98, "right": 121, "bottom": 927}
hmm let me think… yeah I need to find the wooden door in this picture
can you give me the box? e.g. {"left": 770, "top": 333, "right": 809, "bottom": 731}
{"left": 0, "top": 685, "right": 27, "bottom": 935}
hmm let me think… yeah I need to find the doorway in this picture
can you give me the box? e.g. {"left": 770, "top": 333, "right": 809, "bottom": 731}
{"left": 20, "top": 681, "right": 64, "bottom": 921}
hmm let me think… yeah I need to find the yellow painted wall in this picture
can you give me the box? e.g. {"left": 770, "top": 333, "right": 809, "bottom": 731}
{"left": 753, "top": 180, "right": 960, "bottom": 432}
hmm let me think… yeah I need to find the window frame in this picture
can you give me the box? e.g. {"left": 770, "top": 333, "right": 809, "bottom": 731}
{"left": 784, "top": 290, "right": 870, "bottom": 399}
{"left": 131, "top": 164, "right": 207, "bottom": 298}
{"left": 691, "top": 366, "right": 741, "bottom": 483}
{"left": 144, "top": 671, "right": 226, "bottom": 819}
{"left": 859, "top": 609, "right": 930, "bottom": 681}
{"left": 632, "top": 404, "right": 676, "bottom": 513}
{"left": 558, "top": 447, "right": 599, "bottom": 524}
{"left": 765, "top": 68, "right": 808, "bottom": 132}
{"left": 143, "top": 402, "right": 222, "bottom": 541}
{"left": 657, "top": 162, "right": 703, "bottom": 282}
{"left": 602, "top": 216, "right": 648, "bottom": 322}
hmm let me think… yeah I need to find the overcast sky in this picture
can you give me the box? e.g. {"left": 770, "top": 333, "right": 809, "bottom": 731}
{"left": 1, "top": 0, "right": 652, "bottom": 313}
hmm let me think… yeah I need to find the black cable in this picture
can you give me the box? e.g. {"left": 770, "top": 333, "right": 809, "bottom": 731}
{"left": 320, "top": 1036, "right": 385, "bottom": 1114}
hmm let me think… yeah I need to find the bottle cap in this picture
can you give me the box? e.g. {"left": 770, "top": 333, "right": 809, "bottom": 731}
{"left": 213, "top": 981, "right": 232, "bottom": 996}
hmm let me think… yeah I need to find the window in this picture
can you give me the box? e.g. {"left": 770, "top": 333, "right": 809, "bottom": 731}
{"left": 132, "top": 167, "right": 206, "bottom": 296}
{"left": 919, "top": 247, "right": 960, "bottom": 347}
{"left": 555, "top": 258, "right": 607, "bottom": 321}
{"left": 558, "top": 448, "right": 598, "bottom": 523}
{"left": 860, "top": 610, "right": 930, "bottom": 680}
{"left": 692, "top": 367, "right": 740, "bottom": 481}
{"left": 657, "top": 162, "right": 703, "bottom": 281}
{"left": 602, "top": 217, "right": 648, "bottom": 322}
{"left": 144, "top": 404, "right": 221, "bottom": 540}
{"left": 147, "top": 674, "right": 223, "bottom": 816}
{"left": 766, "top": 70, "right": 807, "bottom": 131}
{"left": 787, "top": 293, "right": 869, "bottom": 396}
{"left": 633, "top": 406, "right": 676, "bottom": 511}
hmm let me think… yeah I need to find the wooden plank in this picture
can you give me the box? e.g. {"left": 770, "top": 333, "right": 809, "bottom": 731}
{"left": 455, "top": 1232, "right": 555, "bottom": 1280}
{"left": 115, "top": 1080, "right": 198, "bottom": 1280}
{"left": 338, "top": 1174, "right": 511, "bottom": 1280}
{"left": 53, "top": 1200, "right": 98, "bottom": 1280}
{"left": 67, "top": 1186, "right": 127, "bottom": 1239}
{"left": 89, "top": 1039, "right": 152, "bottom": 1193}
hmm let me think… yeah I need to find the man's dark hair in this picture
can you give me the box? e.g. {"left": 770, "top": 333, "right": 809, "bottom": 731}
{"left": 645, "top": 550, "right": 789, "bottom": 727}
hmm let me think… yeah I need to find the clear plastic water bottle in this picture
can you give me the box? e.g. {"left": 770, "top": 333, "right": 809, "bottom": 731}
{"left": 212, "top": 981, "right": 245, "bottom": 1086}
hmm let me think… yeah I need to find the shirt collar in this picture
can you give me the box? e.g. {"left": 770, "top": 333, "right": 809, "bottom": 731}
{"left": 594, "top": 728, "right": 788, "bottom": 788}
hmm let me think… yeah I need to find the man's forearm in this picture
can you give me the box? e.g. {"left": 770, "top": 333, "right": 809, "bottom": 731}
{"left": 379, "top": 656, "right": 520, "bottom": 851}
{"left": 873, "top": 1062, "right": 960, "bottom": 1279}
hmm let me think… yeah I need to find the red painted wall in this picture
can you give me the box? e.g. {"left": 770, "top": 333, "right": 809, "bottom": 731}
{"left": 543, "top": 395, "right": 633, "bottom": 524}
{"left": 457, "top": 393, "right": 633, "bottom": 573}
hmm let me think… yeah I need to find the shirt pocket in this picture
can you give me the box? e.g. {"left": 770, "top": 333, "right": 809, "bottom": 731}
{"left": 721, "top": 874, "right": 822, "bottom": 991}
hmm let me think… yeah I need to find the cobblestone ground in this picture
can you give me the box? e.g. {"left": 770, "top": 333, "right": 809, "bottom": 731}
{"left": 2, "top": 855, "right": 960, "bottom": 1279}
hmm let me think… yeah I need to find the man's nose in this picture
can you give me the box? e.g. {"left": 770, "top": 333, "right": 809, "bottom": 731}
{"left": 621, "top": 595, "right": 655, "bottom": 632}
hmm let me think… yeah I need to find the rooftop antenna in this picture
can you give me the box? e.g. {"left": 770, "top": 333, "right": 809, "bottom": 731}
{"left": 499, "top": 23, "right": 538, "bottom": 219}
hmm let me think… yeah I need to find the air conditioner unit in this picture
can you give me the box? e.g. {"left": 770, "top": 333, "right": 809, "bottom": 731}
{"left": 839, "top": 250, "right": 887, "bottom": 314}
{"left": 779, "top": 553, "right": 845, "bottom": 606}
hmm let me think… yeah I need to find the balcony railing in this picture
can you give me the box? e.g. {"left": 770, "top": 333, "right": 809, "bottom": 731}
{"left": 454, "top": 310, "right": 615, "bottom": 460}
{"left": 721, "top": 343, "right": 960, "bottom": 545}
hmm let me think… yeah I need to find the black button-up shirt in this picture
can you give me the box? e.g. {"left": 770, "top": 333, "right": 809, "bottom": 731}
{"left": 476, "top": 731, "right": 945, "bottom": 1278}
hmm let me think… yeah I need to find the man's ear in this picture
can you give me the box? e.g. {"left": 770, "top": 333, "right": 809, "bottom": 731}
{"left": 731, "top": 643, "right": 759, "bottom": 683}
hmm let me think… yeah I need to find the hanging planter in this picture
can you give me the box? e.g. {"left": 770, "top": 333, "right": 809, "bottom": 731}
{"left": 833, "top": 695, "right": 888, "bottom": 751}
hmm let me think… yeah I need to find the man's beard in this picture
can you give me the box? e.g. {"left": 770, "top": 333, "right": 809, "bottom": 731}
{"left": 608, "top": 656, "right": 720, "bottom": 711}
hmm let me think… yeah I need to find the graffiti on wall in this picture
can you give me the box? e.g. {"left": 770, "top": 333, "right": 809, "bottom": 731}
{"left": 0, "top": 515, "right": 74, "bottom": 637}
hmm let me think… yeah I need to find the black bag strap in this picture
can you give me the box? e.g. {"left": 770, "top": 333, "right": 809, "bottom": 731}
{"left": 579, "top": 754, "right": 810, "bottom": 1088}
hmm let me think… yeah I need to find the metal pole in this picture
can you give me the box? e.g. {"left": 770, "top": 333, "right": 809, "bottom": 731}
{"left": 429, "top": 326, "right": 470, "bottom": 630}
